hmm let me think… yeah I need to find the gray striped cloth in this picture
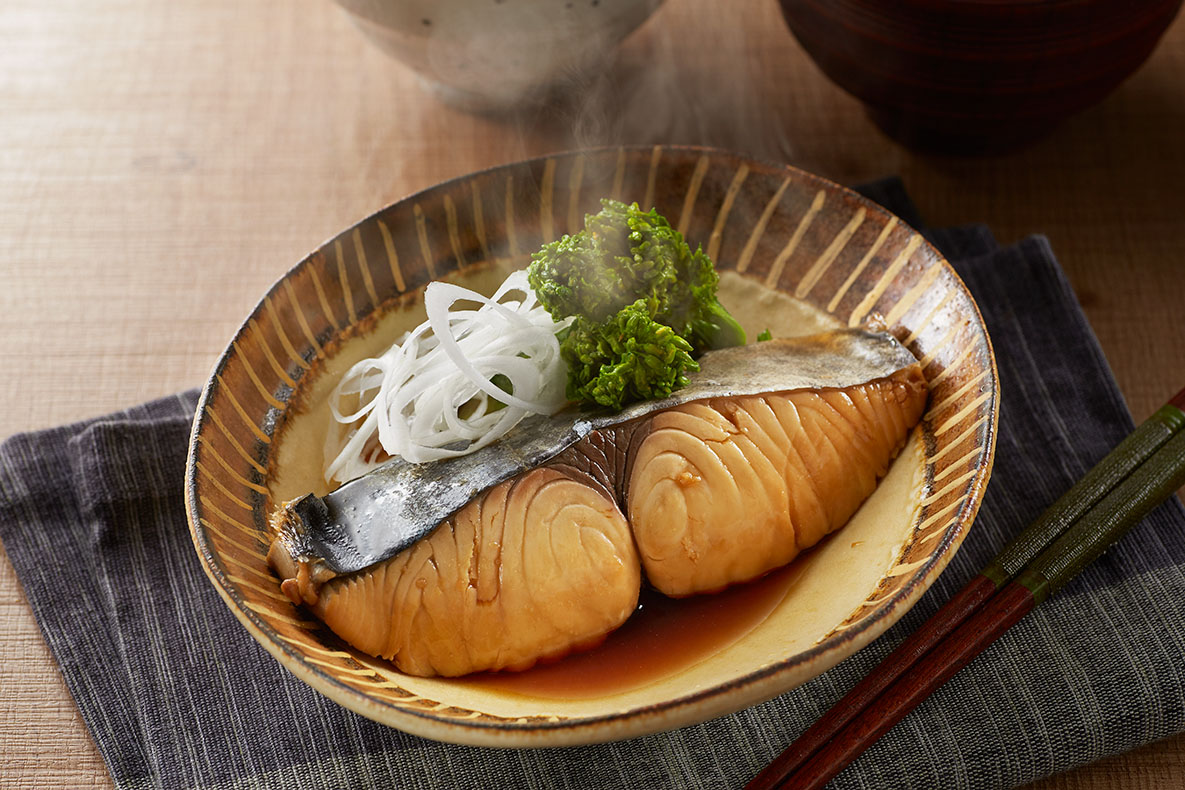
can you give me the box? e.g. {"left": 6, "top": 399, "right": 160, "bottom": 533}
{"left": 2, "top": 179, "right": 1182, "bottom": 790}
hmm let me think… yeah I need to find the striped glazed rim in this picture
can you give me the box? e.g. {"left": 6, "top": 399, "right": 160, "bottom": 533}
{"left": 185, "top": 146, "right": 998, "bottom": 746}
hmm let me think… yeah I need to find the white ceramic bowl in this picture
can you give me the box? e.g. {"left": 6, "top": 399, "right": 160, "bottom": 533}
{"left": 333, "top": 0, "right": 666, "bottom": 110}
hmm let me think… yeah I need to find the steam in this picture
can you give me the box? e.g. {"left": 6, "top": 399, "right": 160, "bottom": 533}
{"left": 551, "top": 4, "right": 797, "bottom": 166}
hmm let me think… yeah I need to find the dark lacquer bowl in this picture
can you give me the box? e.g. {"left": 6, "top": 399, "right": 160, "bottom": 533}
{"left": 777, "top": 0, "right": 1183, "bottom": 153}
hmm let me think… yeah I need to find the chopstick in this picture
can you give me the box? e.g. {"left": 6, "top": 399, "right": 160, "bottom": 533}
{"left": 746, "top": 386, "right": 1185, "bottom": 790}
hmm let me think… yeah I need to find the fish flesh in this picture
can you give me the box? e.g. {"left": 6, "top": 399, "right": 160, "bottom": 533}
{"left": 271, "top": 330, "right": 922, "bottom": 587}
{"left": 267, "top": 330, "right": 927, "bottom": 676}
{"left": 308, "top": 468, "right": 640, "bottom": 676}
{"left": 627, "top": 374, "right": 927, "bottom": 597}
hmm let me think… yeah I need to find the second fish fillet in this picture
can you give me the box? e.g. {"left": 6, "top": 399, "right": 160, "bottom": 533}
{"left": 627, "top": 368, "right": 927, "bottom": 596}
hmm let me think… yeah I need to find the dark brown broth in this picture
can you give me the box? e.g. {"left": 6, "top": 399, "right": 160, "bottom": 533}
{"left": 463, "top": 559, "right": 800, "bottom": 699}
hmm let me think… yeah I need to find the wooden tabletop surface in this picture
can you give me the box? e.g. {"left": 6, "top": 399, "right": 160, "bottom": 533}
{"left": 2, "top": 0, "right": 1184, "bottom": 787}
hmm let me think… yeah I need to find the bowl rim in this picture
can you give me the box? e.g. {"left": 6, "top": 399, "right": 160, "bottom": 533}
{"left": 185, "top": 143, "right": 999, "bottom": 746}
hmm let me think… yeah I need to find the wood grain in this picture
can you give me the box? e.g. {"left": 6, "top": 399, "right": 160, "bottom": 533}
{"left": 1, "top": 0, "right": 1182, "bottom": 786}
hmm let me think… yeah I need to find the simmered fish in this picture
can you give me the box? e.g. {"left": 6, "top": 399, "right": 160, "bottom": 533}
{"left": 627, "top": 370, "right": 927, "bottom": 596}
{"left": 307, "top": 468, "right": 639, "bottom": 676}
{"left": 268, "top": 330, "right": 928, "bottom": 677}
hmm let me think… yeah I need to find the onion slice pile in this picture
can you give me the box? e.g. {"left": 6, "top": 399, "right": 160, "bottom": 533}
{"left": 323, "top": 270, "right": 570, "bottom": 483}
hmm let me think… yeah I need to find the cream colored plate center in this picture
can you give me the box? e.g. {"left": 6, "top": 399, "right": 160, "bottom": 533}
{"left": 267, "top": 265, "right": 925, "bottom": 719}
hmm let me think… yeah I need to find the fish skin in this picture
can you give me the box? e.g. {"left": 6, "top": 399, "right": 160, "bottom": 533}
{"left": 269, "top": 329, "right": 922, "bottom": 595}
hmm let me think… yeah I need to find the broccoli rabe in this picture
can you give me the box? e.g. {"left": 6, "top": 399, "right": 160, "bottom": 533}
{"left": 561, "top": 298, "right": 698, "bottom": 410}
{"left": 527, "top": 199, "right": 746, "bottom": 409}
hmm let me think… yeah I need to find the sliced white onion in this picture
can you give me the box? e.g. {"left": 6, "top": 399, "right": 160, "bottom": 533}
{"left": 322, "top": 270, "right": 571, "bottom": 483}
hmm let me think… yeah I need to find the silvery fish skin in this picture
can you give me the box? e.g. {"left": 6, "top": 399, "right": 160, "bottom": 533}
{"left": 268, "top": 329, "right": 921, "bottom": 602}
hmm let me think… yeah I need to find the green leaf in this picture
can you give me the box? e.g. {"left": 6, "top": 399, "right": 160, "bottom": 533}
{"left": 526, "top": 199, "right": 744, "bottom": 409}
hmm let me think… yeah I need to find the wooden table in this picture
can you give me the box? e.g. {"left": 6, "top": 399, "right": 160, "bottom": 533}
{"left": 2, "top": 1, "right": 1183, "bottom": 787}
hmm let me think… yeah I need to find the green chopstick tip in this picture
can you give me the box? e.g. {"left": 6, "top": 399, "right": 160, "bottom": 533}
{"left": 1014, "top": 568, "right": 1051, "bottom": 606}
{"left": 979, "top": 563, "right": 1009, "bottom": 590}
{"left": 1154, "top": 403, "right": 1185, "bottom": 433}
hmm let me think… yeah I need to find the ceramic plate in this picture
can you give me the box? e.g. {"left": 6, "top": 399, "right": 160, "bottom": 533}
{"left": 185, "top": 146, "right": 998, "bottom": 746}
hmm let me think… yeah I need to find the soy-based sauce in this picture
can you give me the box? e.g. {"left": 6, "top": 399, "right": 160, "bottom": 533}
{"left": 466, "top": 560, "right": 800, "bottom": 699}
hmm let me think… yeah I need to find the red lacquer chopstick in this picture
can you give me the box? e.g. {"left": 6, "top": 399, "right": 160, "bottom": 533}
{"left": 746, "top": 386, "right": 1185, "bottom": 790}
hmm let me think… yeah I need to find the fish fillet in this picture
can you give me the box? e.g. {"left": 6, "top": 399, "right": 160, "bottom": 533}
{"left": 309, "top": 468, "right": 640, "bottom": 677}
{"left": 627, "top": 367, "right": 927, "bottom": 596}
{"left": 269, "top": 333, "right": 928, "bottom": 677}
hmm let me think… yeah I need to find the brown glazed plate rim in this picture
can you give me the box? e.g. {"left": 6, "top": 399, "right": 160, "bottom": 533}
{"left": 185, "top": 144, "right": 999, "bottom": 746}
